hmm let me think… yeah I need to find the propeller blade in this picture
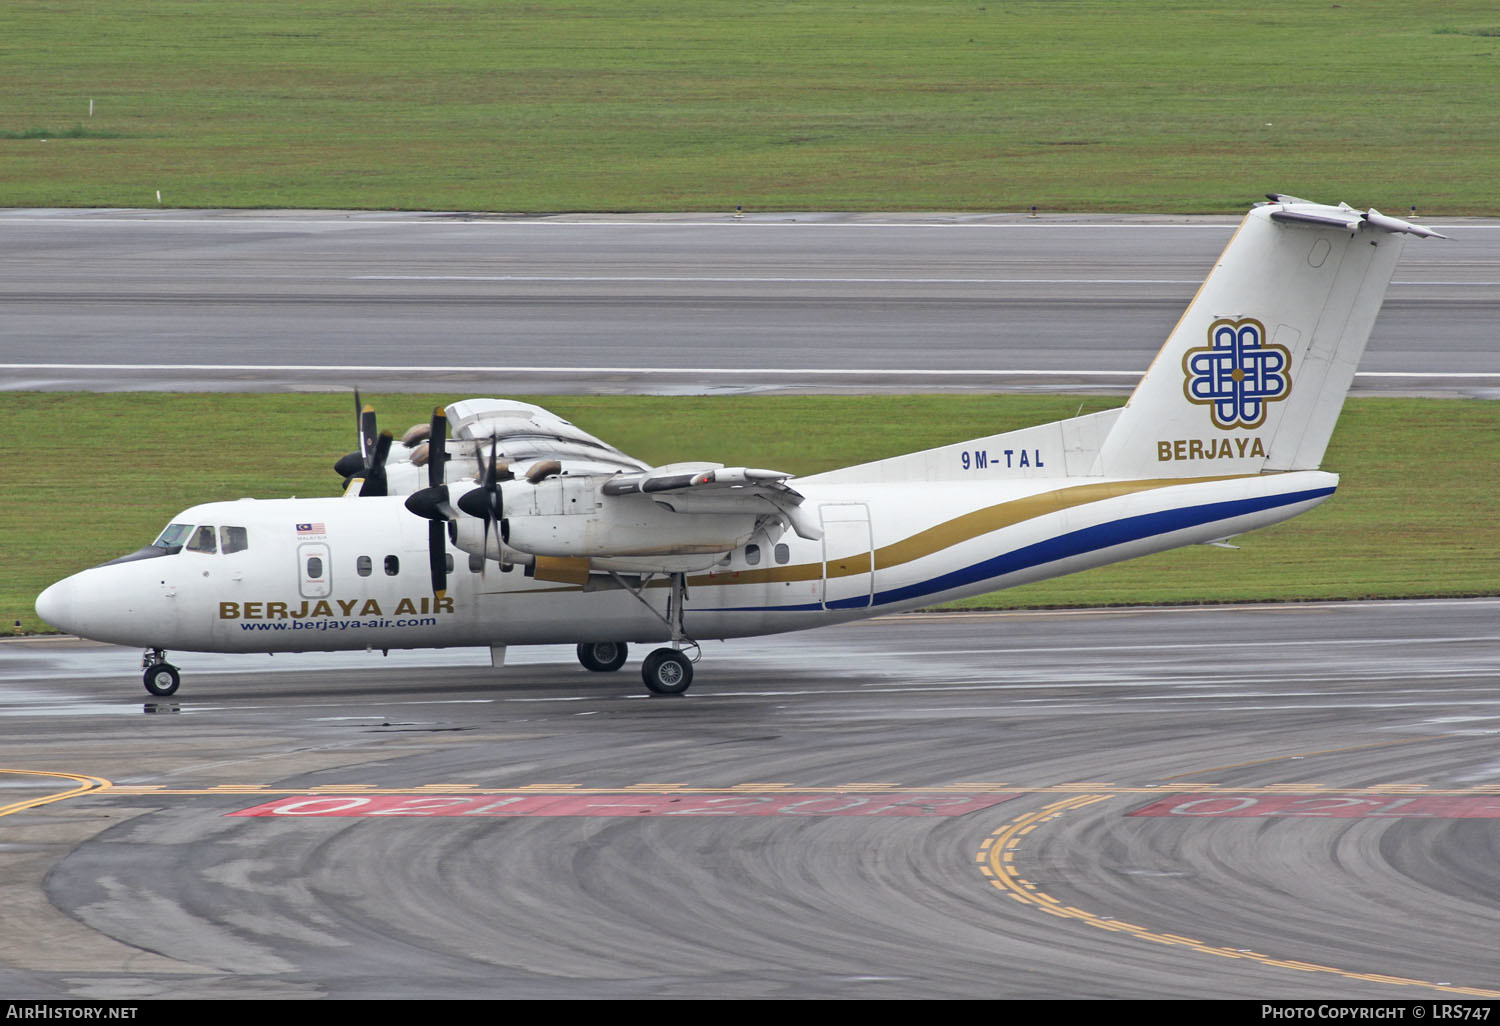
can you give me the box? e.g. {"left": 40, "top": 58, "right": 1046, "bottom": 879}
{"left": 388, "top": 406, "right": 453, "bottom": 597}
{"left": 484, "top": 440, "right": 498, "bottom": 567}
{"left": 428, "top": 520, "right": 447, "bottom": 598}
{"left": 428, "top": 407, "right": 447, "bottom": 489}
{"left": 336, "top": 389, "right": 368, "bottom": 480}
{"left": 360, "top": 409, "right": 378, "bottom": 465}
{"left": 353, "top": 388, "right": 365, "bottom": 457}
{"left": 488, "top": 442, "right": 506, "bottom": 541}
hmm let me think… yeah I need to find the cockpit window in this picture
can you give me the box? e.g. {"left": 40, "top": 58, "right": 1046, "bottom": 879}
{"left": 185, "top": 526, "right": 217, "bottom": 554}
{"left": 153, "top": 523, "right": 193, "bottom": 549}
{"left": 220, "top": 526, "right": 248, "bottom": 554}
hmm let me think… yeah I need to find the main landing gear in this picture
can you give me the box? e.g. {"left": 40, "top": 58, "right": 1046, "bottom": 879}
{"left": 576, "top": 641, "right": 629, "bottom": 673}
{"left": 641, "top": 648, "right": 693, "bottom": 695}
{"left": 577, "top": 638, "right": 693, "bottom": 694}
{"left": 142, "top": 648, "right": 180, "bottom": 697}
{"left": 599, "top": 570, "right": 701, "bottom": 696}
{"left": 640, "top": 572, "right": 697, "bottom": 696}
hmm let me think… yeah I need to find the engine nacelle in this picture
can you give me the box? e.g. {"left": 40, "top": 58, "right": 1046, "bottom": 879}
{"left": 447, "top": 474, "right": 789, "bottom": 564}
{"left": 503, "top": 511, "right": 759, "bottom": 558}
{"left": 451, "top": 517, "right": 529, "bottom": 566}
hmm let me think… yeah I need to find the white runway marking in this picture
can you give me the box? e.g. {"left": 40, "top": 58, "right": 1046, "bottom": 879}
{"left": 352, "top": 275, "right": 1205, "bottom": 285}
{"left": 350, "top": 275, "right": 1497, "bottom": 286}
{"left": 5, "top": 363, "right": 1498, "bottom": 380}
{"left": 0, "top": 211, "right": 1484, "bottom": 232}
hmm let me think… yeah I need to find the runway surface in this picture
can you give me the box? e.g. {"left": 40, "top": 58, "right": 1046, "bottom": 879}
{"left": 2, "top": 209, "right": 1497, "bottom": 396}
{"left": 2, "top": 599, "right": 1498, "bottom": 999}
{"left": 3, "top": 209, "right": 1497, "bottom": 1000}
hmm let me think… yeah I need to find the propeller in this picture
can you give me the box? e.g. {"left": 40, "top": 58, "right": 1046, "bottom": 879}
{"left": 403, "top": 418, "right": 514, "bottom": 594}
{"left": 360, "top": 430, "right": 393, "bottom": 497}
{"left": 403, "top": 407, "right": 452, "bottom": 597}
{"left": 457, "top": 436, "right": 512, "bottom": 573}
{"left": 333, "top": 389, "right": 392, "bottom": 496}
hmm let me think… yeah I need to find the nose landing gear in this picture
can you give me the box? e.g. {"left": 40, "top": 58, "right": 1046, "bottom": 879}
{"left": 142, "top": 649, "right": 180, "bottom": 696}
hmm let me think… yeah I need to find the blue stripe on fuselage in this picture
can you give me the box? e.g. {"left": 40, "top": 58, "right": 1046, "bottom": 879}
{"left": 704, "top": 485, "right": 1335, "bottom": 613}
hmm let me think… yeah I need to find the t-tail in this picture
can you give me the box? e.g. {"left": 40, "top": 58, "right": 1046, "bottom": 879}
{"left": 1094, "top": 195, "right": 1444, "bottom": 478}
{"left": 793, "top": 195, "right": 1444, "bottom": 611}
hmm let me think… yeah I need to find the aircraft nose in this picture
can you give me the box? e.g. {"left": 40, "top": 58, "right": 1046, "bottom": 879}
{"left": 35, "top": 577, "right": 76, "bottom": 633}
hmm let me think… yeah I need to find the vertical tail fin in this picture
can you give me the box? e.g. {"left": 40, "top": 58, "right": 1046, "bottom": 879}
{"left": 1096, "top": 197, "right": 1443, "bottom": 478}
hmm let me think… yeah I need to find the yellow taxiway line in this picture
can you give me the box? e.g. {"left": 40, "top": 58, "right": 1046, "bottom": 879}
{"left": 0, "top": 768, "right": 113, "bottom": 818}
{"left": 978, "top": 795, "right": 1500, "bottom": 999}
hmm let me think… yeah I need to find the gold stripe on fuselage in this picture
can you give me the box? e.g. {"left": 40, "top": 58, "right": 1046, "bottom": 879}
{"left": 686, "top": 475, "right": 1248, "bottom": 588}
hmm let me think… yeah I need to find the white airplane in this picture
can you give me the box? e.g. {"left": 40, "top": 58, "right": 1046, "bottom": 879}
{"left": 35, "top": 195, "right": 1443, "bottom": 697}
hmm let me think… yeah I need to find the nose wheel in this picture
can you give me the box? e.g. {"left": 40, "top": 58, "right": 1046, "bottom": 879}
{"left": 142, "top": 649, "right": 181, "bottom": 696}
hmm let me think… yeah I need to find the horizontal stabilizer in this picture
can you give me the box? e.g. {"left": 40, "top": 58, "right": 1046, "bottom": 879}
{"left": 1267, "top": 198, "right": 1447, "bottom": 239}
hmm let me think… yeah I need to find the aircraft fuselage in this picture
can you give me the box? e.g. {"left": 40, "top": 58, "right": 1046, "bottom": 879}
{"left": 37, "top": 470, "right": 1336, "bottom": 656}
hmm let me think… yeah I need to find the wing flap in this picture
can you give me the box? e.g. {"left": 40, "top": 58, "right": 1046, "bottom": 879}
{"left": 603, "top": 464, "right": 797, "bottom": 496}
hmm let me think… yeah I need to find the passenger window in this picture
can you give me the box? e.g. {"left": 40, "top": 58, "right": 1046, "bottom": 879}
{"left": 745, "top": 544, "right": 761, "bottom": 566}
{"left": 357, "top": 556, "right": 372, "bottom": 577}
{"left": 385, "top": 555, "right": 400, "bottom": 576}
{"left": 307, "top": 556, "right": 324, "bottom": 579}
{"left": 774, "top": 543, "right": 790, "bottom": 564}
{"left": 220, "top": 526, "right": 248, "bottom": 554}
{"left": 469, "top": 553, "right": 484, "bottom": 573}
{"left": 444, "top": 553, "right": 454, "bottom": 573}
{"left": 186, "top": 526, "right": 217, "bottom": 553}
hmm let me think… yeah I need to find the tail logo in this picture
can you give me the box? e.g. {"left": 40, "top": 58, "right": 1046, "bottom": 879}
{"left": 1182, "top": 317, "right": 1292, "bottom": 429}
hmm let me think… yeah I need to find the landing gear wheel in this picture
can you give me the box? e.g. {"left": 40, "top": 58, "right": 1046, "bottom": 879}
{"left": 143, "top": 663, "right": 180, "bottom": 697}
{"left": 641, "top": 648, "right": 693, "bottom": 696}
{"left": 577, "top": 641, "right": 628, "bottom": 673}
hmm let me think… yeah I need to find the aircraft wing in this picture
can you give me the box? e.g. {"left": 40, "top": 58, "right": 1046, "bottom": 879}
{"left": 387, "top": 399, "right": 820, "bottom": 587}
{"left": 443, "top": 403, "right": 818, "bottom": 538}
{"left": 443, "top": 397, "right": 649, "bottom": 476}
{"left": 602, "top": 463, "right": 822, "bottom": 541}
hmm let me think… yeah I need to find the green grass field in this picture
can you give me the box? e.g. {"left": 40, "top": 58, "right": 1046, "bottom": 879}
{"left": 6, "top": 392, "right": 1496, "bottom": 635}
{"left": 3, "top": 1, "right": 1498, "bottom": 212}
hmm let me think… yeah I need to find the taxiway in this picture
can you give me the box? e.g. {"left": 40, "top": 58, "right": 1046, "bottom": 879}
{"left": 2, "top": 600, "right": 1497, "bottom": 999}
